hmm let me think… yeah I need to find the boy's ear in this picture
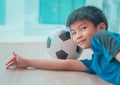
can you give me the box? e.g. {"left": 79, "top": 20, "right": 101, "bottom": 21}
{"left": 97, "top": 23, "right": 106, "bottom": 30}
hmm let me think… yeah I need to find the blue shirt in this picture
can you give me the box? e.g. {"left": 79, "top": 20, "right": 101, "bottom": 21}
{"left": 81, "top": 30, "right": 120, "bottom": 84}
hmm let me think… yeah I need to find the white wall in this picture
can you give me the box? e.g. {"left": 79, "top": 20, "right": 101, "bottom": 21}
{"left": 0, "top": 0, "right": 60, "bottom": 42}
{"left": 0, "top": 0, "right": 24, "bottom": 36}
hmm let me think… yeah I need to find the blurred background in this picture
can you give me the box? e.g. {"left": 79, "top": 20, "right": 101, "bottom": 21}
{"left": 0, "top": 0, "right": 120, "bottom": 42}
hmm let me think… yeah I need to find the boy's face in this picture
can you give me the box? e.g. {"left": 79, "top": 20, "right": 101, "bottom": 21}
{"left": 70, "top": 20, "right": 102, "bottom": 49}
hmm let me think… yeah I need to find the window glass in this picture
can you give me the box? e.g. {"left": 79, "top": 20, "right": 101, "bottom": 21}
{"left": 39, "top": 0, "right": 85, "bottom": 24}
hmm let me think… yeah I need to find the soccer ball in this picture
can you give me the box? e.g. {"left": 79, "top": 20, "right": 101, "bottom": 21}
{"left": 46, "top": 26, "right": 83, "bottom": 60}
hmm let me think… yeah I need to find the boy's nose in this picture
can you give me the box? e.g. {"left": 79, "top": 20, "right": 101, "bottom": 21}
{"left": 76, "top": 32, "right": 82, "bottom": 39}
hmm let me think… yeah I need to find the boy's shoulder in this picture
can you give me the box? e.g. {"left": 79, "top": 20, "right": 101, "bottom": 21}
{"left": 94, "top": 30, "right": 108, "bottom": 37}
{"left": 93, "top": 30, "right": 120, "bottom": 40}
{"left": 92, "top": 30, "right": 120, "bottom": 50}
{"left": 93, "top": 30, "right": 110, "bottom": 42}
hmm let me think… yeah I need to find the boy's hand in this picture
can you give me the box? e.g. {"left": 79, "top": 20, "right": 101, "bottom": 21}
{"left": 6, "top": 52, "right": 28, "bottom": 69}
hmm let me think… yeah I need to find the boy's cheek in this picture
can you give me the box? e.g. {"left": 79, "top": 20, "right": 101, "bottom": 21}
{"left": 72, "top": 39, "right": 76, "bottom": 44}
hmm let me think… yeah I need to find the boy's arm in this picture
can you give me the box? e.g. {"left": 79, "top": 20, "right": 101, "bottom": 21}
{"left": 27, "top": 59, "right": 88, "bottom": 71}
{"left": 6, "top": 52, "right": 88, "bottom": 71}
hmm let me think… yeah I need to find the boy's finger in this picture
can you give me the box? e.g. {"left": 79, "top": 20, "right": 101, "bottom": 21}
{"left": 13, "top": 52, "right": 17, "bottom": 57}
{"left": 6, "top": 52, "right": 17, "bottom": 65}
{"left": 6, "top": 61, "right": 15, "bottom": 69}
{"left": 5, "top": 57, "right": 15, "bottom": 65}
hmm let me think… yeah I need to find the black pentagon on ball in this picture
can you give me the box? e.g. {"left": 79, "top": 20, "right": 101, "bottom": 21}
{"left": 47, "top": 37, "right": 51, "bottom": 48}
{"left": 56, "top": 50, "right": 68, "bottom": 59}
{"left": 59, "top": 31, "right": 70, "bottom": 41}
{"left": 76, "top": 46, "right": 83, "bottom": 54}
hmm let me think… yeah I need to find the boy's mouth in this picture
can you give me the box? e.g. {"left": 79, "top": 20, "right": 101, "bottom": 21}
{"left": 76, "top": 39, "right": 86, "bottom": 45}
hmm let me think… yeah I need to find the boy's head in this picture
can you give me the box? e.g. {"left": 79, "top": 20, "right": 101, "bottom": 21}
{"left": 66, "top": 6, "right": 108, "bottom": 49}
{"left": 66, "top": 5, "right": 108, "bottom": 30}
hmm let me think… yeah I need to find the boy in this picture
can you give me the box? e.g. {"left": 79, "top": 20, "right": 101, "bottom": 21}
{"left": 6, "top": 6, "right": 120, "bottom": 84}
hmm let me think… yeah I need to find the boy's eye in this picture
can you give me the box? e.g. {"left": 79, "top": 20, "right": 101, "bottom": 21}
{"left": 70, "top": 31, "right": 76, "bottom": 36}
{"left": 81, "top": 27, "right": 86, "bottom": 31}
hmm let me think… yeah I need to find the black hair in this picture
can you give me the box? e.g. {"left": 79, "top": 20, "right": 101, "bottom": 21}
{"left": 66, "top": 6, "right": 108, "bottom": 30}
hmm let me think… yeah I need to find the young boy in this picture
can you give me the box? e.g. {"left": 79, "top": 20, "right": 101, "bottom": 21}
{"left": 6, "top": 6, "right": 120, "bottom": 84}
